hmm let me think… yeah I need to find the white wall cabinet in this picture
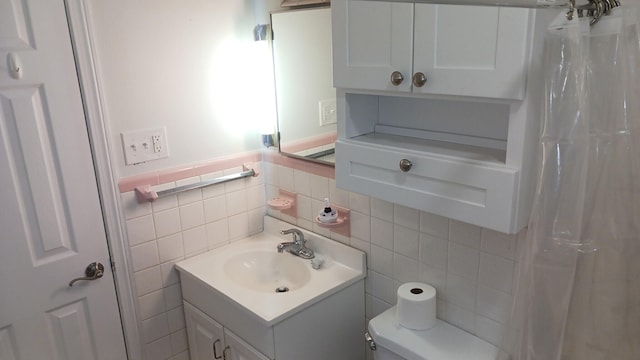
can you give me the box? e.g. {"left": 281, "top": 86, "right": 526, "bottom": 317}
{"left": 184, "top": 301, "right": 269, "bottom": 360}
{"left": 332, "top": 0, "right": 531, "bottom": 100}
{"left": 332, "top": 0, "right": 551, "bottom": 234}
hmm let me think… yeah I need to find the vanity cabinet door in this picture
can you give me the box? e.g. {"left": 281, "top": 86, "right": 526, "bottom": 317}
{"left": 223, "top": 329, "right": 271, "bottom": 360}
{"left": 332, "top": 0, "right": 414, "bottom": 92}
{"left": 184, "top": 302, "right": 226, "bottom": 360}
{"left": 412, "top": 4, "right": 530, "bottom": 100}
{"left": 332, "top": 0, "right": 530, "bottom": 100}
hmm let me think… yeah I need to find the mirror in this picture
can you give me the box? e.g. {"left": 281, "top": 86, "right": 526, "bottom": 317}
{"left": 271, "top": 6, "right": 336, "bottom": 165}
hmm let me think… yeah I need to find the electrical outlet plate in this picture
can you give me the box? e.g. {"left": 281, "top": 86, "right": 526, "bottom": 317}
{"left": 319, "top": 99, "right": 337, "bottom": 127}
{"left": 121, "top": 127, "right": 169, "bottom": 165}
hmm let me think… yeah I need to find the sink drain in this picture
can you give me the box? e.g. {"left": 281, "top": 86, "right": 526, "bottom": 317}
{"left": 275, "top": 286, "right": 289, "bottom": 293}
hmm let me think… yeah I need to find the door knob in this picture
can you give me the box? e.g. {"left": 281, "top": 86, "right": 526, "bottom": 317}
{"left": 413, "top": 72, "right": 427, "bottom": 87}
{"left": 390, "top": 71, "right": 404, "bottom": 86}
{"left": 68, "top": 262, "right": 104, "bottom": 287}
{"left": 399, "top": 159, "right": 413, "bottom": 172}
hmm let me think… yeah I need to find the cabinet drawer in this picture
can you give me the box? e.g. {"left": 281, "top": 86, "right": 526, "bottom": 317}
{"left": 336, "top": 140, "right": 519, "bottom": 233}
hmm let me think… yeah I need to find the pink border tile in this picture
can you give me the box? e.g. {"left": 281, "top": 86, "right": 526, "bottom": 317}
{"left": 263, "top": 150, "right": 335, "bottom": 179}
{"left": 280, "top": 133, "right": 337, "bottom": 154}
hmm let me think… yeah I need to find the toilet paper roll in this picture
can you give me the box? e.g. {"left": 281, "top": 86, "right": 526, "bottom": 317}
{"left": 396, "top": 282, "right": 437, "bottom": 330}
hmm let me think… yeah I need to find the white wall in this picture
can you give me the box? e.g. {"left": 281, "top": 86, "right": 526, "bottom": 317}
{"left": 88, "top": 0, "right": 281, "bottom": 178}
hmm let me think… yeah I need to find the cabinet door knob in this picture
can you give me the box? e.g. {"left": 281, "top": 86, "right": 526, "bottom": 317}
{"left": 390, "top": 71, "right": 404, "bottom": 86}
{"left": 399, "top": 159, "right": 413, "bottom": 172}
{"left": 413, "top": 72, "right": 427, "bottom": 87}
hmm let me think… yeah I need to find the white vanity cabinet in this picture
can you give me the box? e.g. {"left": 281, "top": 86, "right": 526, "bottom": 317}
{"left": 332, "top": 0, "right": 531, "bottom": 100}
{"left": 332, "top": 0, "right": 551, "bottom": 234}
{"left": 184, "top": 302, "right": 269, "bottom": 360}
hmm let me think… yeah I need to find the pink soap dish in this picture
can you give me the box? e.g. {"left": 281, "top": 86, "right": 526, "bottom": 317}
{"left": 268, "top": 197, "right": 294, "bottom": 210}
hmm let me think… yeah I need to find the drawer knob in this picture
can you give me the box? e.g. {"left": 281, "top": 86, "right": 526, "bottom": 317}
{"left": 390, "top": 71, "right": 404, "bottom": 86}
{"left": 399, "top": 159, "right": 413, "bottom": 172}
{"left": 413, "top": 72, "right": 427, "bottom": 88}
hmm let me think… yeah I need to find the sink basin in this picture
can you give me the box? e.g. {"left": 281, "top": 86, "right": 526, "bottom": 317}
{"left": 175, "top": 216, "right": 366, "bottom": 326}
{"left": 223, "top": 250, "right": 311, "bottom": 292}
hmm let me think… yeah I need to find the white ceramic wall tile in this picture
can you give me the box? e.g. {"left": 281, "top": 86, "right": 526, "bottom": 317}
{"left": 370, "top": 244, "right": 394, "bottom": 277}
{"left": 176, "top": 177, "right": 203, "bottom": 205}
{"left": 227, "top": 212, "right": 249, "bottom": 240}
{"left": 394, "top": 205, "right": 420, "bottom": 230}
{"left": 394, "top": 225, "right": 420, "bottom": 259}
{"left": 246, "top": 184, "right": 265, "bottom": 210}
{"left": 475, "top": 315, "right": 505, "bottom": 346}
{"left": 225, "top": 189, "right": 248, "bottom": 216}
{"left": 183, "top": 226, "right": 207, "bottom": 256}
{"left": 369, "top": 271, "right": 396, "bottom": 304}
{"left": 122, "top": 191, "right": 151, "bottom": 219}
{"left": 349, "top": 237, "right": 371, "bottom": 259}
{"left": 138, "top": 290, "right": 166, "bottom": 320}
{"left": 479, "top": 252, "right": 515, "bottom": 294}
{"left": 151, "top": 185, "right": 178, "bottom": 213}
{"left": 418, "top": 263, "right": 447, "bottom": 299}
{"left": 420, "top": 211, "right": 450, "bottom": 240}
{"left": 126, "top": 215, "right": 156, "bottom": 246}
{"left": 349, "top": 192, "right": 370, "bottom": 215}
{"left": 370, "top": 218, "right": 394, "bottom": 250}
{"left": 481, "top": 228, "right": 518, "bottom": 260}
{"left": 476, "top": 285, "right": 512, "bottom": 324}
{"left": 248, "top": 207, "right": 266, "bottom": 235}
{"left": 350, "top": 211, "right": 371, "bottom": 241}
{"left": 141, "top": 313, "right": 170, "bottom": 343}
{"left": 293, "top": 169, "right": 312, "bottom": 196}
{"left": 179, "top": 202, "right": 205, "bottom": 230}
{"left": 393, "top": 253, "right": 419, "bottom": 283}
{"left": 157, "top": 233, "right": 184, "bottom": 263}
{"left": 443, "top": 302, "right": 476, "bottom": 334}
{"left": 200, "top": 171, "right": 225, "bottom": 198}
{"left": 296, "top": 218, "right": 313, "bottom": 233}
{"left": 204, "top": 195, "right": 228, "bottom": 223}
{"left": 131, "top": 241, "right": 160, "bottom": 272}
{"left": 154, "top": 208, "right": 182, "bottom": 238}
{"left": 164, "top": 283, "right": 183, "bottom": 310}
{"left": 265, "top": 162, "right": 279, "bottom": 187}
{"left": 309, "top": 174, "right": 329, "bottom": 200}
{"left": 329, "top": 179, "right": 350, "bottom": 208}
{"left": 371, "top": 197, "right": 394, "bottom": 222}
{"left": 167, "top": 305, "right": 185, "bottom": 333}
{"left": 419, "top": 233, "right": 448, "bottom": 270}
{"left": 145, "top": 335, "right": 173, "bottom": 360}
{"left": 370, "top": 296, "right": 393, "bottom": 319}
{"left": 224, "top": 166, "right": 249, "bottom": 193}
{"left": 170, "top": 328, "right": 188, "bottom": 354}
{"left": 277, "top": 165, "right": 295, "bottom": 191}
{"left": 134, "top": 266, "right": 163, "bottom": 296}
{"left": 160, "top": 260, "right": 181, "bottom": 287}
{"left": 446, "top": 273, "right": 477, "bottom": 311}
{"left": 296, "top": 195, "right": 313, "bottom": 220}
{"left": 448, "top": 242, "right": 480, "bottom": 281}
{"left": 449, "top": 220, "right": 482, "bottom": 249}
{"left": 206, "top": 219, "right": 229, "bottom": 248}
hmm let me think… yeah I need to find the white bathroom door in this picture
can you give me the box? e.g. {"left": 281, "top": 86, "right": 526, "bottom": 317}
{"left": 0, "top": 0, "right": 127, "bottom": 359}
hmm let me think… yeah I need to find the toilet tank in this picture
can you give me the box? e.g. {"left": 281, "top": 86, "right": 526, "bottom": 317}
{"left": 368, "top": 307, "right": 498, "bottom": 360}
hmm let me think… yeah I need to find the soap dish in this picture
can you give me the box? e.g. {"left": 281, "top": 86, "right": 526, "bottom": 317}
{"left": 268, "top": 197, "right": 293, "bottom": 210}
{"left": 315, "top": 216, "right": 345, "bottom": 227}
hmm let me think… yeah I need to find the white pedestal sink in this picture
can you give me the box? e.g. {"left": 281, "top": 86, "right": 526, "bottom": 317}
{"left": 175, "top": 216, "right": 366, "bottom": 360}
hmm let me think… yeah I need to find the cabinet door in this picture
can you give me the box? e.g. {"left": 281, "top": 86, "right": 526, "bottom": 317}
{"left": 332, "top": 0, "right": 413, "bottom": 92}
{"left": 224, "top": 329, "right": 271, "bottom": 360}
{"left": 413, "top": 4, "right": 530, "bottom": 99}
{"left": 184, "top": 302, "right": 226, "bottom": 360}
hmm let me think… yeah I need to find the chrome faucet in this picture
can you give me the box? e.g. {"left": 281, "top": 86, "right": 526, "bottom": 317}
{"left": 277, "top": 228, "right": 315, "bottom": 259}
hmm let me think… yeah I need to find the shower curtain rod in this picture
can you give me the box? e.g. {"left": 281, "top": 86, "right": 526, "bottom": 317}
{"left": 365, "top": 0, "right": 621, "bottom": 24}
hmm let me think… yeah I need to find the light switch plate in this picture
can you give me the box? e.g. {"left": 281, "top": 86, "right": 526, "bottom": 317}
{"left": 319, "top": 99, "right": 337, "bottom": 127}
{"left": 121, "top": 127, "right": 169, "bottom": 165}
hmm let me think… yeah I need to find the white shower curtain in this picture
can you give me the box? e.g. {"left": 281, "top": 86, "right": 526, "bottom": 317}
{"left": 500, "top": 3, "right": 640, "bottom": 359}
